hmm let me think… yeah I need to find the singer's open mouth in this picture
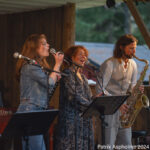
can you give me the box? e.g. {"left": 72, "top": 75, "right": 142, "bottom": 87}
{"left": 80, "top": 59, "right": 86, "bottom": 64}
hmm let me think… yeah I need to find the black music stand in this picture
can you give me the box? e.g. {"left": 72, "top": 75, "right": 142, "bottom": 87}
{"left": 82, "top": 95, "right": 129, "bottom": 145}
{"left": 2, "top": 109, "right": 59, "bottom": 150}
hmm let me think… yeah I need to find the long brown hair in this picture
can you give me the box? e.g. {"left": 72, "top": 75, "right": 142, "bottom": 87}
{"left": 16, "top": 34, "right": 50, "bottom": 80}
{"left": 113, "top": 34, "right": 138, "bottom": 59}
{"left": 64, "top": 45, "right": 88, "bottom": 68}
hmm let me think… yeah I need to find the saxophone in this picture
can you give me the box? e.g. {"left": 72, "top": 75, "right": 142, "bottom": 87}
{"left": 120, "top": 55, "right": 149, "bottom": 128}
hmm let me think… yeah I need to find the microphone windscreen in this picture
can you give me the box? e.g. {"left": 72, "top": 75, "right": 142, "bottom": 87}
{"left": 13, "top": 52, "right": 19, "bottom": 58}
{"left": 50, "top": 48, "right": 56, "bottom": 55}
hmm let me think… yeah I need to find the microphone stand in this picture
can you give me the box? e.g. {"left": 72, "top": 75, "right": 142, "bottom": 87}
{"left": 27, "top": 60, "right": 68, "bottom": 77}
{"left": 93, "top": 69, "right": 108, "bottom": 145}
{"left": 64, "top": 57, "right": 82, "bottom": 68}
{"left": 95, "top": 69, "right": 104, "bottom": 94}
{"left": 84, "top": 65, "right": 108, "bottom": 145}
{"left": 83, "top": 64, "right": 105, "bottom": 95}
{"left": 66, "top": 60, "right": 82, "bottom": 150}
{"left": 73, "top": 65, "right": 80, "bottom": 150}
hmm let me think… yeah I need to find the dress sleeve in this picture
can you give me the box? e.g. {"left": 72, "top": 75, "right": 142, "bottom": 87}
{"left": 61, "top": 70, "right": 91, "bottom": 111}
{"left": 95, "top": 59, "right": 113, "bottom": 95}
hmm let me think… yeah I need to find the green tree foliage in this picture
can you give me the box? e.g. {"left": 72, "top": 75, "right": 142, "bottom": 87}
{"left": 75, "top": 2, "right": 150, "bottom": 45}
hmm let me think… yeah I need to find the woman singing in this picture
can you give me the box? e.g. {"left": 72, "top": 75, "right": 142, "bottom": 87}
{"left": 16, "top": 34, "right": 64, "bottom": 150}
{"left": 55, "top": 45, "right": 94, "bottom": 150}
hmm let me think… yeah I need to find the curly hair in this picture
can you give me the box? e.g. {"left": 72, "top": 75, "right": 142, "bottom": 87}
{"left": 64, "top": 45, "right": 88, "bottom": 68}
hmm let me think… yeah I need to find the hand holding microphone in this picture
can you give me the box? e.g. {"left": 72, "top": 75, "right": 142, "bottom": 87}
{"left": 50, "top": 48, "right": 64, "bottom": 68}
{"left": 50, "top": 48, "right": 82, "bottom": 68}
{"left": 49, "top": 48, "right": 64, "bottom": 81}
{"left": 49, "top": 48, "right": 64, "bottom": 77}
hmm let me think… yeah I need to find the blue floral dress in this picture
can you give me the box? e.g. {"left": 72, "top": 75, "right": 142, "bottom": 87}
{"left": 55, "top": 68, "right": 94, "bottom": 150}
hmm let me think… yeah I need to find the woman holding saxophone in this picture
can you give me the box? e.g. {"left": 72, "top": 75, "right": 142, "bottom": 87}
{"left": 96, "top": 34, "right": 144, "bottom": 150}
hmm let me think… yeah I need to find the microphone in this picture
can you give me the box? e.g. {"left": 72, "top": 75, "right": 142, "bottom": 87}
{"left": 50, "top": 48, "right": 68, "bottom": 64}
{"left": 13, "top": 52, "right": 69, "bottom": 77}
{"left": 50, "top": 48, "right": 64, "bottom": 55}
{"left": 50, "top": 48, "right": 82, "bottom": 68}
{"left": 85, "top": 60, "right": 99, "bottom": 71}
{"left": 13, "top": 52, "right": 36, "bottom": 64}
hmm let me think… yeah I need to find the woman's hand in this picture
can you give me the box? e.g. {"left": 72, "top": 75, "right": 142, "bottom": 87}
{"left": 56, "top": 73, "right": 61, "bottom": 81}
{"left": 95, "top": 92, "right": 104, "bottom": 97}
{"left": 120, "top": 104, "right": 129, "bottom": 115}
{"left": 92, "top": 92, "right": 103, "bottom": 99}
{"left": 50, "top": 52, "right": 64, "bottom": 83}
